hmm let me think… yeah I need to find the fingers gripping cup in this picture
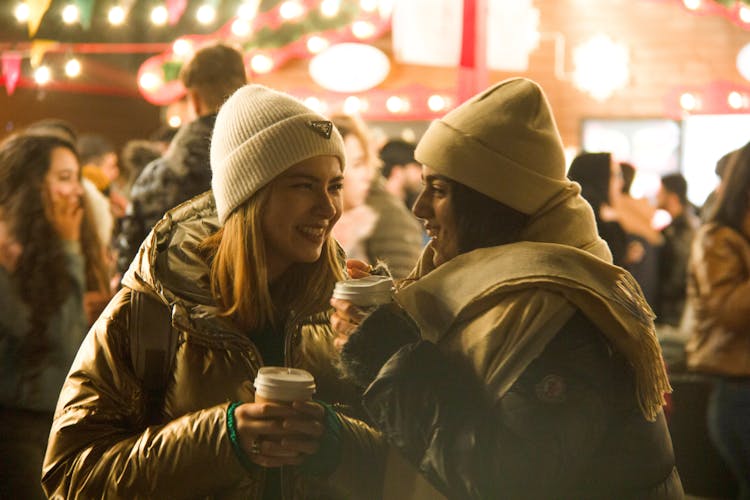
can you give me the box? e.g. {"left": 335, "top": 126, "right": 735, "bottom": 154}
{"left": 253, "top": 367, "right": 316, "bottom": 405}
{"left": 332, "top": 275, "right": 394, "bottom": 309}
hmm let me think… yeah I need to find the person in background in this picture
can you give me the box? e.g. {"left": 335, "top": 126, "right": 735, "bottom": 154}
{"left": 379, "top": 139, "right": 423, "bottom": 210}
{"left": 331, "top": 115, "right": 423, "bottom": 279}
{"left": 331, "top": 78, "right": 682, "bottom": 498}
{"left": 655, "top": 173, "right": 699, "bottom": 327}
{"left": 0, "top": 134, "right": 91, "bottom": 499}
{"left": 77, "top": 133, "right": 128, "bottom": 219}
{"left": 568, "top": 152, "right": 638, "bottom": 268}
{"left": 148, "top": 123, "right": 179, "bottom": 155}
{"left": 118, "top": 139, "right": 161, "bottom": 200}
{"left": 686, "top": 141, "right": 750, "bottom": 499}
{"left": 42, "top": 84, "right": 384, "bottom": 499}
{"left": 615, "top": 161, "right": 662, "bottom": 307}
{"left": 700, "top": 149, "right": 733, "bottom": 223}
{"left": 25, "top": 120, "right": 114, "bottom": 326}
{"left": 115, "top": 42, "right": 247, "bottom": 277}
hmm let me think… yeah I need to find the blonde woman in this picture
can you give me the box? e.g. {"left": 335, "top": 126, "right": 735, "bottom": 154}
{"left": 42, "top": 85, "right": 383, "bottom": 499}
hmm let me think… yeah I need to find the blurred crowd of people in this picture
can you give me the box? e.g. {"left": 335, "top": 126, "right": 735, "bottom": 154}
{"left": 0, "top": 41, "right": 748, "bottom": 499}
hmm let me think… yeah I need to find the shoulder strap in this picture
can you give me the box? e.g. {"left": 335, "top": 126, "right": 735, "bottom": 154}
{"left": 129, "top": 290, "right": 178, "bottom": 425}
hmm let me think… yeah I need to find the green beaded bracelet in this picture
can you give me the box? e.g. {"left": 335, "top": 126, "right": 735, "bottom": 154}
{"left": 226, "top": 402, "right": 255, "bottom": 472}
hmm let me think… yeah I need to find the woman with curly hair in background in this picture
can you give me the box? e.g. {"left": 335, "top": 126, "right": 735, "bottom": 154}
{"left": 0, "top": 133, "right": 105, "bottom": 499}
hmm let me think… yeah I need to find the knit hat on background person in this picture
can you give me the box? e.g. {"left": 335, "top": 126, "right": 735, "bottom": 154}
{"left": 415, "top": 77, "right": 569, "bottom": 215}
{"left": 210, "top": 84, "right": 346, "bottom": 224}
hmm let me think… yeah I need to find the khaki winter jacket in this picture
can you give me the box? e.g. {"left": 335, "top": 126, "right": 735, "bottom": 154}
{"left": 686, "top": 223, "right": 750, "bottom": 376}
{"left": 42, "top": 192, "right": 384, "bottom": 499}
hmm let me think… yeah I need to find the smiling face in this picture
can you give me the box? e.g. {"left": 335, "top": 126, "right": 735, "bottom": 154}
{"left": 44, "top": 146, "right": 83, "bottom": 204}
{"left": 262, "top": 155, "right": 344, "bottom": 281}
{"left": 412, "top": 165, "right": 459, "bottom": 268}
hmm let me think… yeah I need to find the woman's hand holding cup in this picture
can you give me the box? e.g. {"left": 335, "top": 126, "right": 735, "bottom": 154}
{"left": 232, "top": 400, "right": 324, "bottom": 468}
{"left": 234, "top": 367, "right": 323, "bottom": 467}
{"left": 330, "top": 272, "right": 394, "bottom": 351}
{"left": 330, "top": 298, "right": 369, "bottom": 351}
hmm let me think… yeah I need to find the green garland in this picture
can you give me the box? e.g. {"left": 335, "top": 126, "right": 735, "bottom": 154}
{"left": 244, "top": 2, "right": 360, "bottom": 51}
{"left": 713, "top": 0, "right": 750, "bottom": 6}
{"left": 159, "top": 1, "right": 361, "bottom": 82}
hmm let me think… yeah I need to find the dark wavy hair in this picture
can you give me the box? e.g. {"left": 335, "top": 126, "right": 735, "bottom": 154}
{"left": 711, "top": 141, "right": 750, "bottom": 238}
{"left": 0, "top": 134, "right": 86, "bottom": 361}
{"left": 447, "top": 180, "right": 530, "bottom": 253}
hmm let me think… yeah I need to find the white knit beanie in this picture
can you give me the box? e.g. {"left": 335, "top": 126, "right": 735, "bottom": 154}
{"left": 210, "top": 84, "right": 346, "bottom": 224}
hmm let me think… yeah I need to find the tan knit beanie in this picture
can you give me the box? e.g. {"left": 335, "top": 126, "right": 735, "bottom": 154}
{"left": 415, "top": 77, "right": 568, "bottom": 215}
{"left": 210, "top": 84, "right": 345, "bottom": 224}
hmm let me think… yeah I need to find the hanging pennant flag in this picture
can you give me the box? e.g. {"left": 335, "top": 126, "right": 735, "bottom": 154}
{"left": 2, "top": 52, "right": 23, "bottom": 96}
{"left": 27, "top": 0, "right": 52, "bottom": 37}
{"left": 74, "top": 0, "right": 95, "bottom": 30}
{"left": 166, "top": 0, "right": 188, "bottom": 26}
{"left": 30, "top": 39, "right": 59, "bottom": 68}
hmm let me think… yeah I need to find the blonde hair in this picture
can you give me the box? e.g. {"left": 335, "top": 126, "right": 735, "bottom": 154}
{"left": 331, "top": 114, "right": 377, "bottom": 169}
{"left": 200, "top": 185, "right": 345, "bottom": 332}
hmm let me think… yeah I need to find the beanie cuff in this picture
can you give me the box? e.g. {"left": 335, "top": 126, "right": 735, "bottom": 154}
{"left": 414, "top": 120, "right": 569, "bottom": 215}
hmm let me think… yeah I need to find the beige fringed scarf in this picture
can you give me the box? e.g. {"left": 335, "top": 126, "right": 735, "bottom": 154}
{"left": 396, "top": 183, "right": 671, "bottom": 421}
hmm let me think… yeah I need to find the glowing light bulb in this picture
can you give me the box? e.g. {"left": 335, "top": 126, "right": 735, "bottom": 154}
{"left": 343, "top": 96, "right": 362, "bottom": 114}
{"left": 427, "top": 94, "right": 447, "bottom": 112}
{"left": 151, "top": 5, "right": 168, "bottom": 26}
{"left": 14, "top": 3, "right": 30, "bottom": 23}
{"left": 65, "top": 58, "right": 81, "bottom": 77}
{"left": 168, "top": 115, "right": 182, "bottom": 128}
{"left": 386, "top": 96, "right": 407, "bottom": 113}
{"left": 304, "top": 97, "right": 323, "bottom": 113}
{"left": 232, "top": 19, "right": 251, "bottom": 37}
{"left": 307, "top": 36, "right": 329, "bottom": 54}
{"left": 108, "top": 5, "right": 126, "bottom": 25}
{"left": 320, "top": 0, "right": 340, "bottom": 17}
{"left": 250, "top": 54, "right": 273, "bottom": 74}
{"left": 196, "top": 4, "right": 216, "bottom": 24}
{"left": 139, "top": 72, "right": 161, "bottom": 91}
{"left": 173, "top": 39, "right": 192, "bottom": 57}
{"left": 62, "top": 4, "right": 79, "bottom": 24}
{"left": 682, "top": 0, "right": 701, "bottom": 10}
{"left": 352, "top": 21, "right": 376, "bottom": 39}
{"left": 34, "top": 65, "right": 51, "bottom": 85}
{"left": 279, "top": 1, "right": 304, "bottom": 20}
{"left": 679, "top": 92, "right": 698, "bottom": 111}
{"left": 741, "top": 6, "right": 750, "bottom": 24}
{"left": 728, "top": 91, "right": 745, "bottom": 109}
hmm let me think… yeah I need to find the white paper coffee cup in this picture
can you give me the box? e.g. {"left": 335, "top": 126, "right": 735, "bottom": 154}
{"left": 332, "top": 275, "right": 394, "bottom": 308}
{"left": 253, "top": 367, "right": 316, "bottom": 404}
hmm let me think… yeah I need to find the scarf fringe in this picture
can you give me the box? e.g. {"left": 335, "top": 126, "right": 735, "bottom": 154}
{"left": 613, "top": 273, "right": 672, "bottom": 421}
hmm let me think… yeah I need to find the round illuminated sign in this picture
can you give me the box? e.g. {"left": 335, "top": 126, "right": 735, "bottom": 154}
{"left": 309, "top": 43, "right": 390, "bottom": 93}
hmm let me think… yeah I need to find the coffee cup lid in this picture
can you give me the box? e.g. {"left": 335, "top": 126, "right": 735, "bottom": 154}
{"left": 333, "top": 275, "right": 394, "bottom": 296}
{"left": 254, "top": 367, "right": 316, "bottom": 402}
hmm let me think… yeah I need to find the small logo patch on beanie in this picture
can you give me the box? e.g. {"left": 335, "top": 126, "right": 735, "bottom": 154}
{"left": 307, "top": 120, "right": 333, "bottom": 139}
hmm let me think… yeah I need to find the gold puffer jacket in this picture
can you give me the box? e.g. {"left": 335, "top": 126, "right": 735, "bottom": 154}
{"left": 42, "top": 192, "right": 384, "bottom": 499}
{"left": 686, "top": 223, "right": 750, "bottom": 376}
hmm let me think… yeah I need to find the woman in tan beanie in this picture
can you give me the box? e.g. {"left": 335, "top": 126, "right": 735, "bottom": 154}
{"left": 42, "top": 85, "right": 384, "bottom": 499}
{"left": 332, "top": 78, "right": 683, "bottom": 498}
